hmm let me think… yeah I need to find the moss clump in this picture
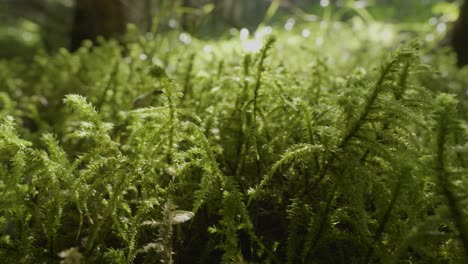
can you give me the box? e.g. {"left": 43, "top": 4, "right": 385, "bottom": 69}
{"left": 0, "top": 17, "right": 467, "bottom": 264}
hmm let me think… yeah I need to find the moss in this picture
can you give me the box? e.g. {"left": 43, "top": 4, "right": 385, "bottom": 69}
{"left": 0, "top": 15, "right": 467, "bottom": 264}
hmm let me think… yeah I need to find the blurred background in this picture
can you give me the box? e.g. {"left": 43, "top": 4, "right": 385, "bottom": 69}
{"left": 0, "top": 0, "right": 466, "bottom": 63}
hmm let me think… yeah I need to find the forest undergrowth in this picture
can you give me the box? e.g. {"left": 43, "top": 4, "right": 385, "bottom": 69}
{"left": 0, "top": 16, "right": 467, "bottom": 264}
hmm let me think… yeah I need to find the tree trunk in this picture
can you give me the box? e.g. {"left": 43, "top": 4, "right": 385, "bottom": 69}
{"left": 452, "top": 0, "right": 468, "bottom": 67}
{"left": 70, "top": 0, "right": 127, "bottom": 51}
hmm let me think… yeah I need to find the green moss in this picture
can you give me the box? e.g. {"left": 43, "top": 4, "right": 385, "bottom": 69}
{"left": 0, "top": 14, "right": 466, "bottom": 264}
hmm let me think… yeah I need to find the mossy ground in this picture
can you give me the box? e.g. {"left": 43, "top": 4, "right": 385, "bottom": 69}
{"left": 0, "top": 14, "right": 467, "bottom": 263}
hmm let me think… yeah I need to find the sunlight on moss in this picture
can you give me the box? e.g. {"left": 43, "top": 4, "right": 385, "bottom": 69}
{"left": 0, "top": 3, "right": 467, "bottom": 263}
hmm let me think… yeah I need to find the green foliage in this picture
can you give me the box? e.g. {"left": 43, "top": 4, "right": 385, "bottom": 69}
{"left": 0, "top": 13, "right": 467, "bottom": 264}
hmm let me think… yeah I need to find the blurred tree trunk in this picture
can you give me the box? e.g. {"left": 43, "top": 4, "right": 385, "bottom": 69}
{"left": 70, "top": 0, "right": 127, "bottom": 51}
{"left": 144, "top": 0, "right": 153, "bottom": 32}
{"left": 452, "top": 0, "right": 468, "bottom": 67}
{"left": 181, "top": 0, "right": 193, "bottom": 31}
